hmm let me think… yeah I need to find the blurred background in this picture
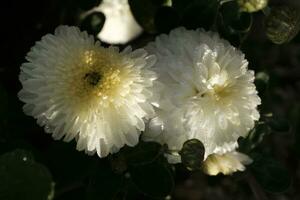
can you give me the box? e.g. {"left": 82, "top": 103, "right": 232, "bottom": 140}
{"left": 0, "top": 0, "right": 300, "bottom": 199}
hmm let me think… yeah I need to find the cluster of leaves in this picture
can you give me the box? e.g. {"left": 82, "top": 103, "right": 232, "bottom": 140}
{"left": 1, "top": 0, "right": 300, "bottom": 200}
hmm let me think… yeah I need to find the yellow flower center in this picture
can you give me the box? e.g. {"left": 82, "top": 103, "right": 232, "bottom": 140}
{"left": 66, "top": 48, "right": 128, "bottom": 111}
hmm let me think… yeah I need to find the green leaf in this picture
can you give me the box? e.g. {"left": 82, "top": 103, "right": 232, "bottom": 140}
{"left": 221, "top": 1, "right": 253, "bottom": 32}
{"left": 0, "top": 149, "right": 54, "bottom": 200}
{"left": 265, "top": 6, "right": 300, "bottom": 44}
{"left": 239, "top": 123, "right": 271, "bottom": 153}
{"left": 249, "top": 153, "right": 291, "bottom": 194}
{"left": 81, "top": 12, "right": 105, "bottom": 36}
{"left": 129, "top": 161, "right": 174, "bottom": 198}
{"left": 122, "top": 141, "right": 162, "bottom": 166}
{"left": 179, "top": 139, "right": 205, "bottom": 171}
{"left": 217, "top": 1, "right": 253, "bottom": 46}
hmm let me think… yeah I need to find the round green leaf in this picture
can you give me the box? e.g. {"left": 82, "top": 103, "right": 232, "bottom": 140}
{"left": 179, "top": 139, "right": 205, "bottom": 171}
{"left": 265, "top": 6, "right": 300, "bottom": 44}
{"left": 0, "top": 149, "right": 54, "bottom": 200}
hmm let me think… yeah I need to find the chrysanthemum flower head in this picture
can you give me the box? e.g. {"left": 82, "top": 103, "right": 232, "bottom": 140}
{"left": 202, "top": 151, "right": 253, "bottom": 176}
{"left": 144, "top": 27, "right": 261, "bottom": 161}
{"left": 19, "top": 26, "right": 157, "bottom": 157}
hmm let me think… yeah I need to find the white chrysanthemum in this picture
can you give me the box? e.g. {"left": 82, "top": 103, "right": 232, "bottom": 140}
{"left": 202, "top": 151, "right": 253, "bottom": 175}
{"left": 144, "top": 27, "right": 261, "bottom": 161}
{"left": 92, "top": 0, "right": 143, "bottom": 44}
{"left": 18, "top": 26, "right": 157, "bottom": 157}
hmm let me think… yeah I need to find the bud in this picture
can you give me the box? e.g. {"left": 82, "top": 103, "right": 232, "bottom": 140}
{"left": 265, "top": 6, "right": 300, "bottom": 44}
{"left": 237, "top": 0, "right": 268, "bottom": 13}
{"left": 179, "top": 139, "right": 205, "bottom": 171}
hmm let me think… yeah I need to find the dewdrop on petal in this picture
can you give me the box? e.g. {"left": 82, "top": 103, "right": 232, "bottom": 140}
{"left": 144, "top": 27, "right": 261, "bottom": 162}
{"left": 18, "top": 26, "right": 157, "bottom": 157}
{"left": 93, "top": 0, "right": 143, "bottom": 44}
{"left": 202, "top": 151, "right": 253, "bottom": 175}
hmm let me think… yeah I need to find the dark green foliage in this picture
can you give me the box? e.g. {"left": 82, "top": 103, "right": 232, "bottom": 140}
{"left": 1, "top": 0, "right": 300, "bottom": 199}
{"left": 249, "top": 153, "right": 291, "bottom": 194}
{"left": 0, "top": 149, "right": 54, "bottom": 200}
{"left": 239, "top": 122, "right": 271, "bottom": 153}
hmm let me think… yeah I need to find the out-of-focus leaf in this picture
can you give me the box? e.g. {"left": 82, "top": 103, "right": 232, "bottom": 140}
{"left": 0, "top": 149, "right": 54, "bottom": 200}
{"left": 122, "top": 141, "right": 162, "bottom": 166}
{"left": 81, "top": 12, "right": 105, "bottom": 36}
{"left": 265, "top": 6, "right": 300, "bottom": 44}
{"left": 249, "top": 153, "right": 291, "bottom": 193}
{"left": 179, "top": 139, "right": 205, "bottom": 171}
{"left": 129, "top": 161, "right": 174, "bottom": 198}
